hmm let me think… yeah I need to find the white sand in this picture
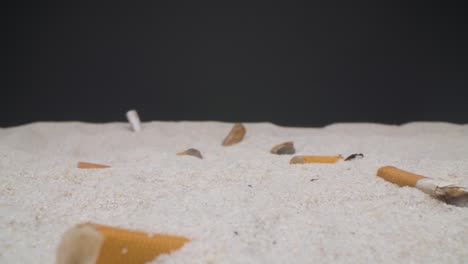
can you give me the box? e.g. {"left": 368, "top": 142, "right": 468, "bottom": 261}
{"left": 1, "top": 121, "right": 467, "bottom": 263}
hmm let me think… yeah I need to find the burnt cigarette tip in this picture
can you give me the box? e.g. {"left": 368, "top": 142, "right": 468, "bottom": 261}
{"left": 289, "top": 156, "right": 306, "bottom": 164}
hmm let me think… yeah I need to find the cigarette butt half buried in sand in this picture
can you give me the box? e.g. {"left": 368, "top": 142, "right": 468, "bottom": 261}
{"left": 56, "top": 223, "right": 190, "bottom": 264}
{"left": 77, "top": 162, "right": 110, "bottom": 169}
{"left": 377, "top": 166, "right": 468, "bottom": 207}
{"left": 126, "top": 109, "right": 142, "bottom": 132}
{"left": 270, "top": 141, "right": 295, "bottom": 155}
{"left": 289, "top": 155, "right": 342, "bottom": 164}
{"left": 222, "top": 123, "right": 246, "bottom": 146}
{"left": 176, "top": 148, "right": 203, "bottom": 159}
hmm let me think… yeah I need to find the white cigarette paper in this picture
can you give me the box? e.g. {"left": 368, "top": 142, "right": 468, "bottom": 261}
{"left": 415, "top": 178, "right": 468, "bottom": 206}
{"left": 126, "top": 110, "right": 142, "bottom": 132}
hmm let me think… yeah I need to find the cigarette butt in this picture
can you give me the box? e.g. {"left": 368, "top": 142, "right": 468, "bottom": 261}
{"left": 289, "top": 155, "right": 342, "bottom": 164}
{"left": 126, "top": 110, "right": 142, "bottom": 132}
{"left": 176, "top": 148, "right": 203, "bottom": 159}
{"left": 270, "top": 141, "right": 295, "bottom": 155}
{"left": 377, "top": 166, "right": 468, "bottom": 206}
{"left": 222, "top": 123, "right": 246, "bottom": 146}
{"left": 77, "top": 162, "right": 110, "bottom": 169}
{"left": 56, "top": 223, "right": 190, "bottom": 264}
{"left": 377, "top": 166, "right": 426, "bottom": 187}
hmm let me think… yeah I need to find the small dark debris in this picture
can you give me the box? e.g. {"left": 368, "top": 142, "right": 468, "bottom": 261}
{"left": 310, "top": 178, "right": 318, "bottom": 182}
{"left": 344, "top": 153, "right": 364, "bottom": 161}
{"left": 234, "top": 231, "right": 239, "bottom": 235}
{"left": 272, "top": 241, "right": 277, "bottom": 245}
{"left": 248, "top": 185, "right": 252, "bottom": 188}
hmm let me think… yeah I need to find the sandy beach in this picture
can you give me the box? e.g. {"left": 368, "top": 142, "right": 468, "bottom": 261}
{"left": 1, "top": 121, "right": 467, "bottom": 263}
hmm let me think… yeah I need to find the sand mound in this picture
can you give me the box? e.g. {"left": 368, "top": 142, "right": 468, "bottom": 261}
{"left": 1, "top": 122, "right": 467, "bottom": 263}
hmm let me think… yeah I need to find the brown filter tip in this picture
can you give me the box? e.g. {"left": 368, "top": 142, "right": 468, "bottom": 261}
{"left": 289, "top": 156, "right": 306, "bottom": 164}
{"left": 77, "top": 162, "right": 110, "bottom": 169}
{"left": 270, "top": 141, "right": 296, "bottom": 155}
{"left": 222, "top": 123, "right": 246, "bottom": 146}
{"left": 176, "top": 148, "right": 203, "bottom": 159}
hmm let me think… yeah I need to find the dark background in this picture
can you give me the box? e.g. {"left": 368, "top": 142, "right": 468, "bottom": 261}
{"left": 2, "top": 1, "right": 468, "bottom": 127}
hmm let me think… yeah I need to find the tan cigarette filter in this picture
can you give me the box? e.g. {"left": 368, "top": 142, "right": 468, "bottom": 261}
{"left": 176, "top": 148, "right": 203, "bottom": 159}
{"left": 222, "top": 123, "right": 246, "bottom": 146}
{"left": 56, "top": 223, "right": 189, "bottom": 264}
{"left": 376, "top": 166, "right": 426, "bottom": 187}
{"left": 289, "top": 155, "right": 342, "bottom": 164}
{"left": 77, "top": 162, "right": 110, "bottom": 169}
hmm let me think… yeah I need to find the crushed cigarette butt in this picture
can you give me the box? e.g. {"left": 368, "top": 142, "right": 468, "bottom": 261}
{"left": 176, "top": 148, "right": 203, "bottom": 159}
{"left": 377, "top": 166, "right": 468, "bottom": 207}
{"left": 56, "top": 223, "right": 189, "bottom": 264}
{"left": 222, "top": 123, "right": 246, "bottom": 146}
{"left": 77, "top": 162, "right": 110, "bottom": 169}
{"left": 344, "top": 153, "right": 364, "bottom": 161}
{"left": 289, "top": 155, "right": 342, "bottom": 164}
{"left": 270, "top": 141, "right": 295, "bottom": 155}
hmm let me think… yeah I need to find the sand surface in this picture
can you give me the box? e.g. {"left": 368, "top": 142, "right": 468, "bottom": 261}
{"left": 1, "top": 121, "right": 467, "bottom": 263}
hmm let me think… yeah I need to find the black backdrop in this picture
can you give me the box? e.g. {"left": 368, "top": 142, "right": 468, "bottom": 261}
{"left": 2, "top": 1, "right": 468, "bottom": 127}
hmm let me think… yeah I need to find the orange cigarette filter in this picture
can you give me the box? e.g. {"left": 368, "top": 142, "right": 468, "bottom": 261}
{"left": 376, "top": 166, "right": 426, "bottom": 187}
{"left": 289, "top": 155, "right": 342, "bottom": 164}
{"left": 376, "top": 166, "right": 468, "bottom": 206}
{"left": 77, "top": 162, "right": 110, "bottom": 169}
{"left": 56, "top": 223, "right": 189, "bottom": 264}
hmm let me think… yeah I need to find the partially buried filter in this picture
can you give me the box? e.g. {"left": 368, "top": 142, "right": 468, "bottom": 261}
{"left": 77, "top": 162, "right": 110, "bottom": 169}
{"left": 126, "top": 110, "right": 142, "bottom": 132}
{"left": 176, "top": 148, "right": 203, "bottom": 159}
{"left": 56, "top": 223, "right": 189, "bottom": 264}
{"left": 222, "top": 123, "right": 246, "bottom": 146}
{"left": 289, "top": 155, "right": 342, "bottom": 164}
{"left": 270, "top": 141, "right": 295, "bottom": 155}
